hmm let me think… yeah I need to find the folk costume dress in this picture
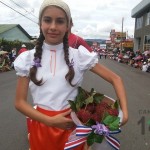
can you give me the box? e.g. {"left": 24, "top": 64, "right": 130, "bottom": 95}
{"left": 14, "top": 42, "right": 98, "bottom": 150}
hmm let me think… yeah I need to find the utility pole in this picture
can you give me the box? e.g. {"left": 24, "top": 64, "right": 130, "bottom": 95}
{"left": 121, "top": 17, "right": 124, "bottom": 53}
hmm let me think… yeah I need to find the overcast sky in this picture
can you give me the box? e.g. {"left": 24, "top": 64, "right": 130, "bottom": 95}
{"left": 0, "top": 0, "right": 142, "bottom": 39}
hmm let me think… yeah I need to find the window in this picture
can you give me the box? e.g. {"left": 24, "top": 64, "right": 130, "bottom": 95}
{"left": 146, "top": 12, "right": 150, "bottom": 26}
{"left": 135, "top": 16, "right": 143, "bottom": 29}
{"left": 138, "top": 38, "right": 141, "bottom": 49}
{"left": 144, "top": 35, "right": 150, "bottom": 51}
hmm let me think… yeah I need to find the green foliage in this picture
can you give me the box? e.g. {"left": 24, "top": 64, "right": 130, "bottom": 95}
{"left": 68, "top": 87, "right": 105, "bottom": 112}
{"left": 87, "top": 131, "right": 104, "bottom": 146}
{"left": 114, "top": 100, "right": 119, "bottom": 109}
{"left": 93, "top": 93, "right": 105, "bottom": 103}
{"left": 102, "top": 115, "right": 120, "bottom": 131}
{"left": 68, "top": 87, "right": 90, "bottom": 112}
{"left": 68, "top": 100, "right": 77, "bottom": 112}
{"left": 86, "top": 119, "right": 96, "bottom": 127}
{"left": 0, "top": 38, "right": 34, "bottom": 53}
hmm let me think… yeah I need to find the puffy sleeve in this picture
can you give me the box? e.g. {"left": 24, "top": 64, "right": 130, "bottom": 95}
{"left": 14, "top": 51, "right": 32, "bottom": 77}
{"left": 78, "top": 45, "right": 98, "bottom": 71}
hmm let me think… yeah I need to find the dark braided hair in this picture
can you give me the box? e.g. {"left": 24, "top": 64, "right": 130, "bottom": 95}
{"left": 29, "top": 30, "right": 45, "bottom": 86}
{"left": 63, "top": 32, "right": 75, "bottom": 87}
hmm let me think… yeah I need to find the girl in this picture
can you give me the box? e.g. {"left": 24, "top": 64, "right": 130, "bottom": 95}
{"left": 14, "top": 0, "right": 128, "bottom": 149}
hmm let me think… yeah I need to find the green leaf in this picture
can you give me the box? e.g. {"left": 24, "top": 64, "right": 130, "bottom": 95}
{"left": 87, "top": 132, "right": 95, "bottom": 146}
{"left": 86, "top": 119, "right": 96, "bottom": 126}
{"left": 103, "top": 115, "right": 120, "bottom": 130}
{"left": 90, "top": 88, "right": 95, "bottom": 94}
{"left": 76, "top": 87, "right": 88, "bottom": 103}
{"left": 72, "top": 87, "right": 88, "bottom": 111}
{"left": 76, "top": 102, "right": 81, "bottom": 111}
{"left": 85, "top": 96, "right": 94, "bottom": 104}
{"left": 68, "top": 100, "right": 77, "bottom": 112}
{"left": 108, "top": 117, "right": 120, "bottom": 131}
{"left": 114, "top": 100, "right": 119, "bottom": 109}
{"left": 94, "top": 134, "right": 104, "bottom": 143}
{"left": 87, "top": 132, "right": 104, "bottom": 146}
{"left": 101, "top": 112, "right": 109, "bottom": 122}
{"left": 103, "top": 115, "right": 118, "bottom": 125}
{"left": 93, "top": 93, "right": 105, "bottom": 103}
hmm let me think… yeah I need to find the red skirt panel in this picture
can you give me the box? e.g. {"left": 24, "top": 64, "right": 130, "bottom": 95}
{"left": 29, "top": 106, "right": 85, "bottom": 150}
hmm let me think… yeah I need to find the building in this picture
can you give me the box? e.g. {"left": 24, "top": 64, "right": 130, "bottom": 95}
{"left": 110, "top": 29, "right": 126, "bottom": 43}
{"left": 0, "top": 24, "right": 32, "bottom": 42}
{"left": 131, "top": 0, "right": 150, "bottom": 52}
{"left": 106, "top": 29, "right": 134, "bottom": 52}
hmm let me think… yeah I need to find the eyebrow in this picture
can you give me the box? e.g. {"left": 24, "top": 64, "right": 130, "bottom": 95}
{"left": 43, "top": 16, "right": 66, "bottom": 20}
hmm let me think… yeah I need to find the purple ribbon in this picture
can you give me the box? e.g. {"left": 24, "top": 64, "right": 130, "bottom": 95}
{"left": 33, "top": 57, "right": 41, "bottom": 67}
{"left": 69, "top": 58, "right": 74, "bottom": 67}
{"left": 92, "top": 122, "right": 109, "bottom": 136}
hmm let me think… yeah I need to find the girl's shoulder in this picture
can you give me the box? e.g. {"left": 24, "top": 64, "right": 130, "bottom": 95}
{"left": 69, "top": 45, "right": 97, "bottom": 59}
{"left": 14, "top": 49, "right": 35, "bottom": 77}
{"left": 17, "top": 49, "right": 35, "bottom": 58}
{"left": 69, "top": 46, "right": 98, "bottom": 71}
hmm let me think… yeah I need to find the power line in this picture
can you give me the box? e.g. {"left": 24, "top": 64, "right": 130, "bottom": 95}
{"left": 0, "top": 1, "right": 38, "bottom": 24}
{"left": 9, "top": 0, "right": 38, "bottom": 19}
{"left": 3, "top": 11, "right": 35, "bottom": 22}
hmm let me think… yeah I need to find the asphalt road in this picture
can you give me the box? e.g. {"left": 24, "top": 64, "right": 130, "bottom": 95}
{"left": 0, "top": 58, "right": 150, "bottom": 150}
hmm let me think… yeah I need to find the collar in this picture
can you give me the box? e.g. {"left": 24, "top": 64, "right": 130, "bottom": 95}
{"left": 42, "top": 42, "right": 63, "bottom": 51}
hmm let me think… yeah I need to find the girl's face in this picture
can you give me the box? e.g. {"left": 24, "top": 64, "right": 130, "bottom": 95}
{"left": 40, "top": 6, "right": 68, "bottom": 45}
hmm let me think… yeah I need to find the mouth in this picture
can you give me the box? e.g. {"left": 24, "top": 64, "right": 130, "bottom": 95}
{"left": 47, "top": 33, "right": 59, "bottom": 38}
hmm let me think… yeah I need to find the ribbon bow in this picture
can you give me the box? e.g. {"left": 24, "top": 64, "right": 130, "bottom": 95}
{"left": 33, "top": 57, "right": 42, "bottom": 67}
{"left": 64, "top": 123, "right": 121, "bottom": 150}
{"left": 68, "top": 58, "right": 74, "bottom": 68}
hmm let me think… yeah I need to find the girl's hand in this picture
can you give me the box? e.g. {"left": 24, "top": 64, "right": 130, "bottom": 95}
{"left": 120, "top": 112, "right": 128, "bottom": 126}
{"left": 47, "top": 109, "right": 75, "bottom": 130}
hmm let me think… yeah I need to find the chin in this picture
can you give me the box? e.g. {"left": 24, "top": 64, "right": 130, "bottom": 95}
{"left": 45, "top": 39, "right": 62, "bottom": 45}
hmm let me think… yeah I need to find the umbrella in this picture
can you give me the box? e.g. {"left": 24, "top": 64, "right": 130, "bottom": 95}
{"left": 134, "top": 55, "right": 143, "bottom": 60}
{"left": 123, "top": 55, "right": 129, "bottom": 59}
{"left": 118, "top": 54, "right": 123, "bottom": 58}
{"left": 136, "top": 49, "right": 140, "bottom": 52}
{"left": 143, "top": 50, "right": 150, "bottom": 55}
{"left": 108, "top": 53, "right": 114, "bottom": 56}
{"left": 113, "top": 48, "right": 118, "bottom": 52}
{"left": 0, "top": 51, "right": 8, "bottom": 55}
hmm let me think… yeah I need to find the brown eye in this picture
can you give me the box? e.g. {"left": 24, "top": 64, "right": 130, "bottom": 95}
{"left": 42, "top": 16, "right": 52, "bottom": 23}
{"left": 56, "top": 18, "right": 66, "bottom": 24}
{"left": 43, "top": 18, "right": 51, "bottom": 23}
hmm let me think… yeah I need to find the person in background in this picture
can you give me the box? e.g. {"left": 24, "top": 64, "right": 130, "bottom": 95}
{"left": 141, "top": 61, "right": 148, "bottom": 72}
{"left": 18, "top": 44, "right": 27, "bottom": 55}
{"left": 14, "top": 0, "right": 128, "bottom": 149}
{"left": 0, "top": 46, "right": 4, "bottom": 51}
{"left": 11, "top": 47, "right": 17, "bottom": 61}
{"left": 0, "top": 53, "right": 11, "bottom": 71}
{"left": 68, "top": 18, "right": 92, "bottom": 52}
{"left": 147, "top": 59, "right": 150, "bottom": 72}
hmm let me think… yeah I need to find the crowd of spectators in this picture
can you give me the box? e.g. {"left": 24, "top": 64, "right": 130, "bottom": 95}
{"left": 0, "top": 44, "right": 27, "bottom": 72}
{"left": 91, "top": 46, "right": 150, "bottom": 73}
{"left": 108, "top": 49, "right": 150, "bottom": 73}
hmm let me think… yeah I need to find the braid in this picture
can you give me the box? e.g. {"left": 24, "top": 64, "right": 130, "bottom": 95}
{"left": 63, "top": 33, "right": 75, "bottom": 87}
{"left": 29, "top": 31, "right": 45, "bottom": 86}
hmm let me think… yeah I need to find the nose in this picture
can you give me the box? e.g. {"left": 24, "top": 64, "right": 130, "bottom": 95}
{"left": 49, "top": 21, "right": 56, "bottom": 30}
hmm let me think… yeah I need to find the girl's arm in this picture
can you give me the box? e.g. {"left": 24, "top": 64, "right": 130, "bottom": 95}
{"left": 90, "top": 63, "right": 128, "bottom": 125}
{"left": 15, "top": 76, "right": 74, "bottom": 129}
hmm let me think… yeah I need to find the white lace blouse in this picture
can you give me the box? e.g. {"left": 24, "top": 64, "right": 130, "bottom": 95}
{"left": 14, "top": 42, "right": 98, "bottom": 111}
